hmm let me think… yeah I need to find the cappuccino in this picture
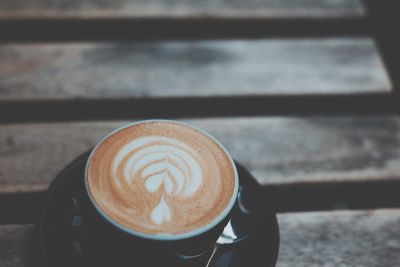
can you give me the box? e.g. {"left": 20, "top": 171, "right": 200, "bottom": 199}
{"left": 86, "top": 120, "right": 237, "bottom": 237}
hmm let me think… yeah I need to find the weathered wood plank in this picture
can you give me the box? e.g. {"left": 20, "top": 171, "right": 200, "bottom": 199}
{"left": 1, "top": 117, "right": 399, "bottom": 193}
{"left": 0, "top": 39, "right": 391, "bottom": 100}
{"left": 0, "top": 0, "right": 363, "bottom": 19}
{"left": 0, "top": 225, "right": 35, "bottom": 267}
{"left": 2, "top": 209, "right": 400, "bottom": 266}
{"left": 277, "top": 209, "right": 400, "bottom": 266}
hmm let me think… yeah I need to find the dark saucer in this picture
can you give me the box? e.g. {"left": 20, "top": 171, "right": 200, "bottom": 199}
{"left": 38, "top": 151, "right": 279, "bottom": 267}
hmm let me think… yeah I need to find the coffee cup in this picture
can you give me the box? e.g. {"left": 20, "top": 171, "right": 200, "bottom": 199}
{"left": 84, "top": 120, "right": 239, "bottom": 258}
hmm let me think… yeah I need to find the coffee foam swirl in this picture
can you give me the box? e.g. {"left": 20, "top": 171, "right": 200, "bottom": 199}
{"left": 86, "top": 121, "right": 236, "bottom": 236}
{"left": 113, "top": 136, "right": 202, "bottom": 225}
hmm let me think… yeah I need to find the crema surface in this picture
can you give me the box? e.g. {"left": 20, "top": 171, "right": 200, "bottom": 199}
{"left": 86, "top": 121, "right": 236, "bottom": 235}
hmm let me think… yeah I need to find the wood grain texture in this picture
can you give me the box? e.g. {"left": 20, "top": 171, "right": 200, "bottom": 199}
{"left": 1, "top": 117, "right": 399, "bottom": 193}
{"left": 0, "top": 39, "right": 391, "bottom": 100}
{"left": 2, "top": 209, "right": 400, "bottom": 266}
{"left": 0, "top": 225, "right": 35, "bottom": 267}
{"left": 277, "top": 209, "right": 400, "bottom": 266}
{"left": 0, "top": 0, "right": 363, "bottom": 19}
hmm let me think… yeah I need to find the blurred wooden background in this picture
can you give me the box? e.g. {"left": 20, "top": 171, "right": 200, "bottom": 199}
{"left": 1, "top": 0, "right": 400, "bottom": 266}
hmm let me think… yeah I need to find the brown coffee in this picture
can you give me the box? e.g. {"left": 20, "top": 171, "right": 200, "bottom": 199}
{"left": 86, "top": 121, "right": 236, "bottom": 236}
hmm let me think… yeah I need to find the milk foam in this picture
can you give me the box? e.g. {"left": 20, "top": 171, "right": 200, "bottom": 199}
{"left": 113, "top": 136, "right": 203, "bottom": 225}
{"left": 86, "top": 121, "right": 237, "bottom": 235}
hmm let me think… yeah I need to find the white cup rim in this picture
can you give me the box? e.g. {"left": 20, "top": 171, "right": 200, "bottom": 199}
{"left": 84, "top": 119, "right": 239, "bottom": 241}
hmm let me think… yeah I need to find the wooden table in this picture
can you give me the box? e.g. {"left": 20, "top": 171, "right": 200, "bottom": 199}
{"left": 1, "top": 0, "right": 400, "bottom": 266}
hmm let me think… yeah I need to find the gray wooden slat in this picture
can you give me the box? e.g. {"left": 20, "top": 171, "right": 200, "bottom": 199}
{"left": 277, "top": 209, "right": 400, "bottom": 266}
{"left": 2, "top": 209, "right": 400, "bottom": 266}
{"left": 0, "top": 0, "right": 363, "bottom": 19}
{"left": 0, "top": 39, "right": 391, "bottom": 100}
{"left": 0, "top": 225, "right": 34, "bottom": 267}
{"left": 1, "top": 117, "right": 399, "bottom": 193}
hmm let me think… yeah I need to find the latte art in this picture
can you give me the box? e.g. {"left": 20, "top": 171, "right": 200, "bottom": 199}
{"left": 86, "top": 121, "right": 237, "bottom": 236}
{"left": 113, "top": 136, "right": 203, "bottom": 225}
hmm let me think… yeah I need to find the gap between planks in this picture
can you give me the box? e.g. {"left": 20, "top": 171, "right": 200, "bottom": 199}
{"left": 0, "top": 94, "right": 399, "bottom": 123}
{"left": 0, "top": 17, "right": 371, "bottom": 42}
